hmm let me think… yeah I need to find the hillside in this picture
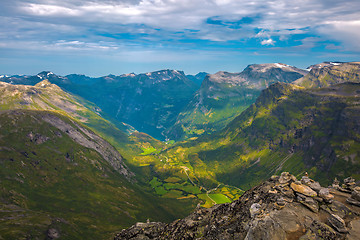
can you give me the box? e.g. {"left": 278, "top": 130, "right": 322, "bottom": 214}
{"left": 0, "top": 80, "right": 199, "bottom": 239}
{"left": 0, "top": 79, "right": 166, "bottom": 159}
{"left": 166, "top": 63, "right": 307, "bottom": 140}
{"left": 0, "top": 110, "right": 196, "bottom": 239}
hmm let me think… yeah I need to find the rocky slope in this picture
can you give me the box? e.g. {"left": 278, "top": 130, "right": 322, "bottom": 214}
{"left": 166, "top": 63, "right": 307, "bottom": 140}
{"left": 294, "top": 62, "right": 360, "bottom": 88}
{"left": 115, "top": 172, "right": 360, "bottom": 240}
{"left": 41, "top": 111, "right": 133, "bottom": 178}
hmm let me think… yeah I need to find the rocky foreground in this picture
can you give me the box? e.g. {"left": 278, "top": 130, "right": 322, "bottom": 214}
{"left": 115, "top": 172, "right": 360, "bottom": 239}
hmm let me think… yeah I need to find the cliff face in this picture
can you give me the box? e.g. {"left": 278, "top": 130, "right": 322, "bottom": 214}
{"left": 115, "top": 172, "right": 360, "bottom": 240}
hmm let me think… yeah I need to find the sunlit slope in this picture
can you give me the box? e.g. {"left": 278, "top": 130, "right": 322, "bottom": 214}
{"left": 167, "top": 63, "right": 307, "bottom": 140}
{"left": 160, "top": 82, "right": 360, "bottom": 190}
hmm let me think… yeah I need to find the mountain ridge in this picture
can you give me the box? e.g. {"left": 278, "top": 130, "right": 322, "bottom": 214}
{"left": 294, "top": 62, "right": 360, "bottom": 88}
{"left": 0, "top": 69, "right": 202, "bottom": 140}
{"left": 166, "top": 63, "right": 307, "bottom": 140}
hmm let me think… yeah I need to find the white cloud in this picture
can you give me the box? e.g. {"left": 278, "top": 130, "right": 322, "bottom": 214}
{"left": 0, "top": 39, "right": 120, "bottom": 52}
{"left": 1, "top": 0, "right": 360, "bottom": 51}
{"left": 261, "top": 39, "right": 275, "bottom": 46}
{"left": 54, "top": 40, "right": 119, "bottom": 50}
{"left": 319, "top": 20, "right": 360, "bottom": 51}
{"left": 23, "top": 3, "right": 81, "bottom": 16}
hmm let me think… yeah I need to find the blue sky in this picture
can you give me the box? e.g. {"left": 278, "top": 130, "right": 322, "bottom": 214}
{"left": 1, "top": 0, "right": 360, "bottom": 76}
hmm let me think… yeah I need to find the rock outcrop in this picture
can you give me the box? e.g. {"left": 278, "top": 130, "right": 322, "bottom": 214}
{"left": 41, "top": 112, "right": 134, "bottom": 179}
{"left": 115, "top": 172, "right": 360, "bottom": 239}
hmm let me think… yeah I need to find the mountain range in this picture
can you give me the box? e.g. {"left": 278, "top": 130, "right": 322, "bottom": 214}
{"left": 1, "top": 61, "right": 359, "bottom": 239}
{"left": 1, "top": 64, "right": 307, "bottom": 141}
{"left": 157, "top": 62, "right": 360, "bottom": 190}
{"left": 1, "top": 70, "right": 203, "bottom": 140}
{"left": 166, "top": 63, "right": 307, "bottom": 140}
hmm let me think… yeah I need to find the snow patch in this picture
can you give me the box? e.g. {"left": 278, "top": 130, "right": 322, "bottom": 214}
{"left": 275, "top": 63, "right": 285, "bottom": 68}
{"left": 330, "top": 62, "right": 341, "bottom": 66}
{"left": 37, "top": 75, "right": 43, "bottom": 79}
{"left": 274, "top": 63, "right": 289, "bottom": 68}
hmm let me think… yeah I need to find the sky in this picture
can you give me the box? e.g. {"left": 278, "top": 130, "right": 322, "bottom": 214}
{"left": 1, "top": 0, "right": 360, "bottom": 76}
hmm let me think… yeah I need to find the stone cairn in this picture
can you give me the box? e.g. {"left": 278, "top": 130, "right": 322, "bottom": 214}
{"left": 332, "top": 176, "right": 360, "bottom": 207}
{"left": 270, "top": 172, "right": 359, "bottom": 234}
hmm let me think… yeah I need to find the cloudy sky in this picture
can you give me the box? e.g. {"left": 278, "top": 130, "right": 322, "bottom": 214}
{"left": 1, "top": 0, "right": 360, "bottom": 76}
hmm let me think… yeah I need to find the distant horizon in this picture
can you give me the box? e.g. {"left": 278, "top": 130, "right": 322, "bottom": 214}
{"left": 1, "top": 1, "right": 360, "bottom": 76}
{"left": 1, "top": 60, "right": 357, "bottom": 78}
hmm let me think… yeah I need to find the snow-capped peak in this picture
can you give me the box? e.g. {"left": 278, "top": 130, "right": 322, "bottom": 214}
{"left": 274, "top": 63, "right": 290, "bottom": 68}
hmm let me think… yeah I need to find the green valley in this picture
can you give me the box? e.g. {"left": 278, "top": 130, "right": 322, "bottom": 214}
{"left": 1, "top": 61, "right": 360, "bottom": 239}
